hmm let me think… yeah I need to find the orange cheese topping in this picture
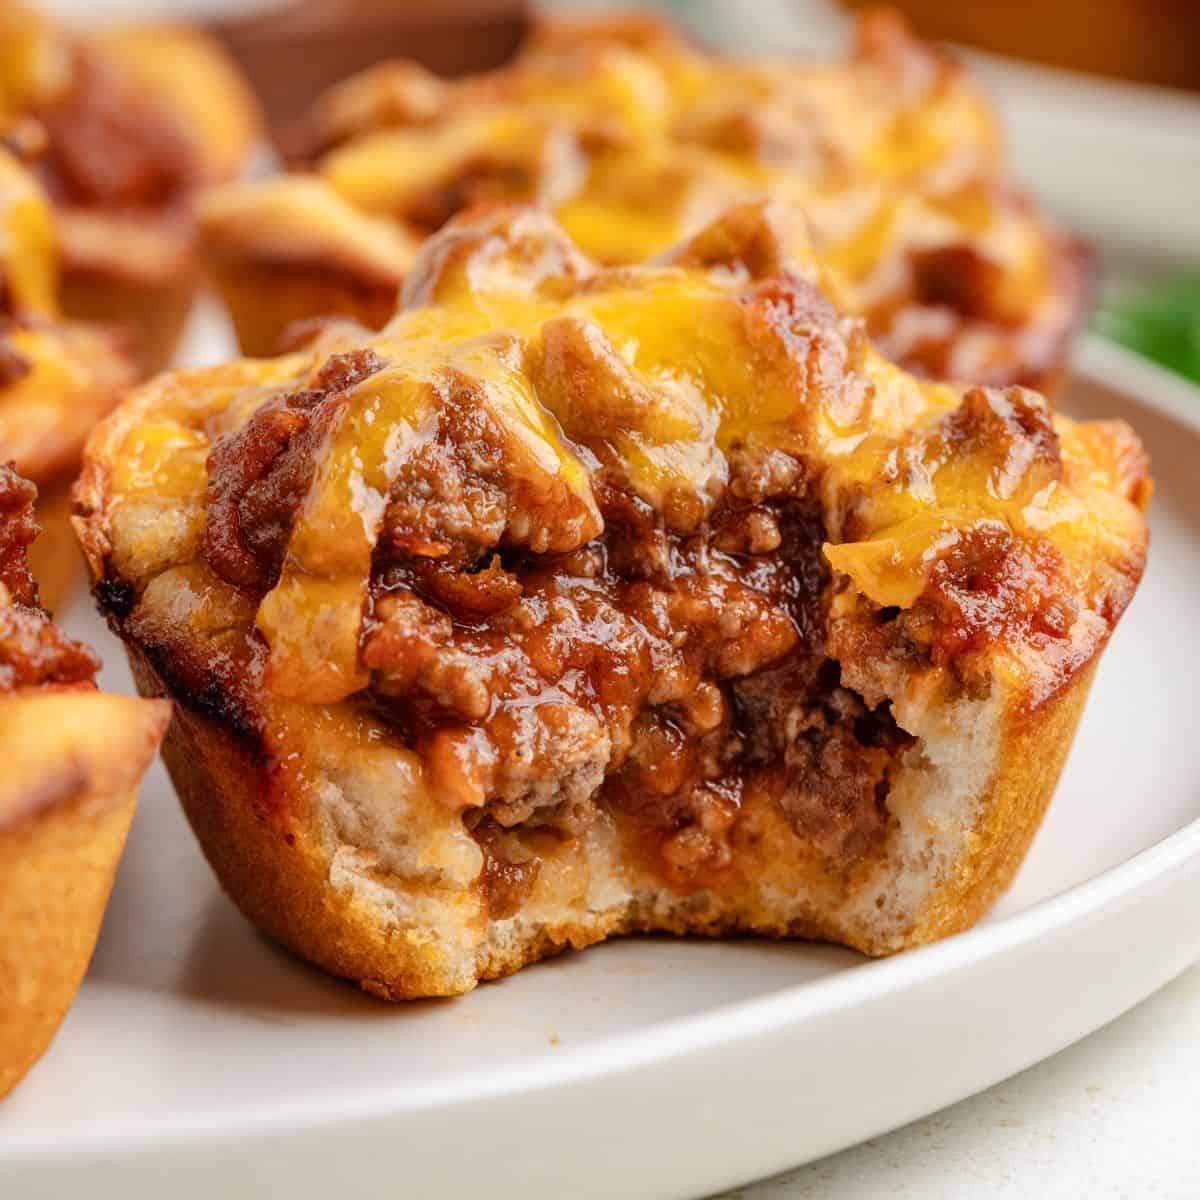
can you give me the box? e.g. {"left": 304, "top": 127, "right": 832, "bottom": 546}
{"left": 97, "top": 203, "right": 1148, "bottom": 716}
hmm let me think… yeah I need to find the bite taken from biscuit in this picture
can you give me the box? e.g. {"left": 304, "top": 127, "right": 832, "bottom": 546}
{"left": 76, "top": 202, "right": 1148, "bottom": 999}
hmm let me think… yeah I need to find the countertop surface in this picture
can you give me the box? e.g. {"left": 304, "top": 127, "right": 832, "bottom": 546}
{"left": 723, "top": 962, "right": 1200, "bottom": 1198}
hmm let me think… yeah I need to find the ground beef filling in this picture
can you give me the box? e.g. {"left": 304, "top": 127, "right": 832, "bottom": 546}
{"left": 34, "top": 48, "right": 198, "bottom": 211}
{"left": 204, "top": 349, "right": 385, "bottom": 591}
{"left": 0, "top": 464, "right": 99, "bottom": 692}
{"left": 361, "top": 492, "right": 912, "bottom": 898}
{"left": 203, "top": 378, "right": 913, "bottom": 904}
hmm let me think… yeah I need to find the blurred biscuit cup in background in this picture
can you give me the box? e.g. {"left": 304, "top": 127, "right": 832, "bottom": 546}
{"left": 0, "top": 1, "right": 261, "bottom": 375}
{"left": 198, "top": 10, "right": 1087, "bottom": 393}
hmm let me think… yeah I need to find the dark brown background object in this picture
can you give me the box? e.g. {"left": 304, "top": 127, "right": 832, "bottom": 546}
{"left": 842, "top": 0, "right": 1200, "bottom": 91}
{"left": 210, "top": 0, "right": 528, "bottom": 133}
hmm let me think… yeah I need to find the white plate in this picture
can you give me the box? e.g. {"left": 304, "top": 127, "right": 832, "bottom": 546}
{"left": 1, "top": 335, "right": 1198, "bottom": 1200}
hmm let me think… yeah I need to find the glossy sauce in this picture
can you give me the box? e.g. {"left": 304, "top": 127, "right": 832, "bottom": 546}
{"left": 106, "top": 203, "right": 1150, "bottom": 894}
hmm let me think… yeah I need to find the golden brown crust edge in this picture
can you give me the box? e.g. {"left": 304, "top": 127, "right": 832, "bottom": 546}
{"left": 126, "top": 649, "right": 483, "bottom": 1000}
{"left": 205, "top": 255, "right": 398, "bottom": 358}
{"left": 0, "top": 690, "right": 169, "bottom": 1098}
{"left": 125, "top": 642, "right": 1095, "bottom": 1000}
{"left": 24, "top": 484, "right": 82, "bottom": 614}
{"left": 58, "top": 258, "right": 198, "bottom": 379}
{"left": 907, "top": 664, "right": 1095, "bottom": 947}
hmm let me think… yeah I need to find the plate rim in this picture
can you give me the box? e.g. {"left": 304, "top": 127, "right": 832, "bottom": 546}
{"left": 5, "top": 334, "right": 1199, "bottom": 1163}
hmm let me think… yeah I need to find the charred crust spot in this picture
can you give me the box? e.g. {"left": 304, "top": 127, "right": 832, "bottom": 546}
{"left": 94, "top": 574, "right": 136, "bottom": 621}
{"left": 136, "top": 637, "right": 264, "bottom": 752}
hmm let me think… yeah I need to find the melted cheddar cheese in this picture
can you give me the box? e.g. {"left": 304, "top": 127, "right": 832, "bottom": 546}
{"left": 96, "top": 203, "right": 1148, "bottom": 716}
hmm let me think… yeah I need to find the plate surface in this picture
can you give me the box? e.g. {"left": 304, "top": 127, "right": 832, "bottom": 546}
{"left": 1, "top": 336, "right": 1199, "bottom": 1200}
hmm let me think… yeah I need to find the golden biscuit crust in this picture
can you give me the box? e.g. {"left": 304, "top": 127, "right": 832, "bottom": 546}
{"left": 125, "top": 642, "right": 1094, "bottom": 998}
{"left": 0, "top": 465, "right": 168, "bottom": 1097}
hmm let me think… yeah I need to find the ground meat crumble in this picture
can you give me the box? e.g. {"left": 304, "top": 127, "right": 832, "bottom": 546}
{"left": 191, "top": 206, "right": 1115, "bottom": 909}
{"left": 203, "top": 363, "right": 912, "bottom": 898}
{"left": 0, "top": 464, "right": 99, "bottom": 692}
{"left": 34, "top": 47, "right": 198, "bottom": 211}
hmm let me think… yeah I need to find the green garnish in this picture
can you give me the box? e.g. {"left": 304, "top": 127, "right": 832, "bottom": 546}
{"left": 1093, "top": 276, "right": 1200, "bottom": 385}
